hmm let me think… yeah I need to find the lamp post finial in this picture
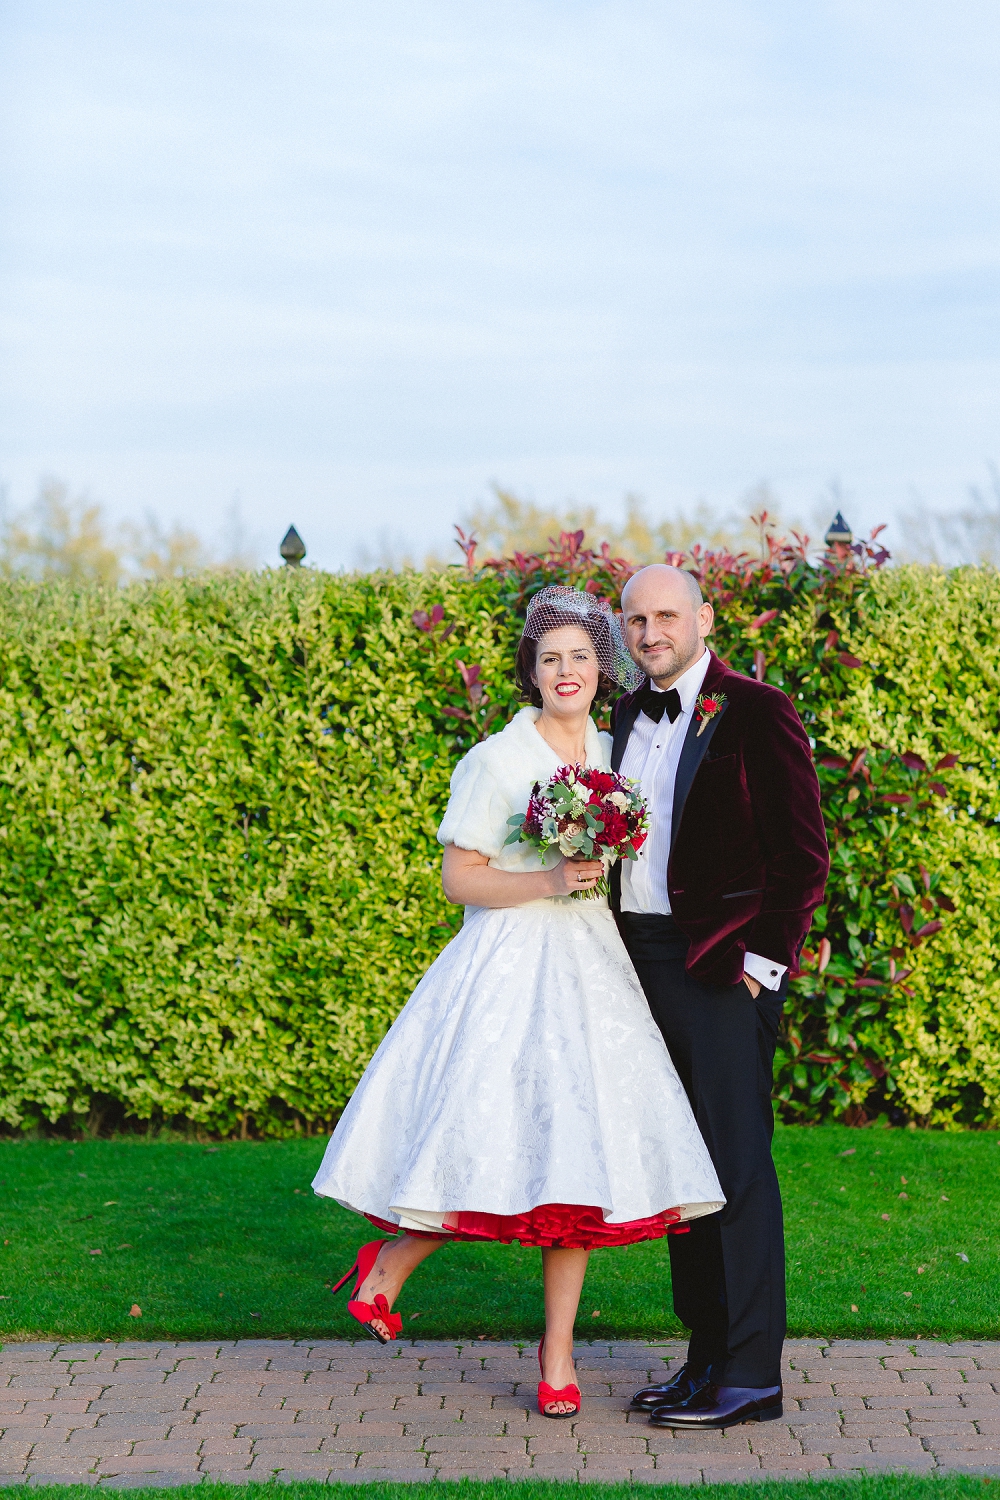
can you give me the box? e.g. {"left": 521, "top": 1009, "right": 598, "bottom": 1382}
{"left": 280, "top": 525, "right": 306, "bottom": 566}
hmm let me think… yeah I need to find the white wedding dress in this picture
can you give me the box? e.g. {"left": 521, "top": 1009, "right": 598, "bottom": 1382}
{"left": 312, "top": 706, "right": 724, "bottom": 1245}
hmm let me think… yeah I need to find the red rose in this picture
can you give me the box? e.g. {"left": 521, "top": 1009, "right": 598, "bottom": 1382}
{"left": 583, "top": 770, "right": 615, "bottom": 794}
{"left": 600, "top": 810, "right": 629, "bottom": 845}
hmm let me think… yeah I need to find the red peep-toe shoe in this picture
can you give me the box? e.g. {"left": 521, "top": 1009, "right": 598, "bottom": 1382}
{"left": 537, "top": 1336, "right": 581, "bottom": 1419}
{"left": 331, "top": 1239, "right": 403, "bottom": 1344}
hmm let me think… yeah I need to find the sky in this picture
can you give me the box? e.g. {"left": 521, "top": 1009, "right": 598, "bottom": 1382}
{"left": 1, "top": 1, "right": 999, "bottom": 570}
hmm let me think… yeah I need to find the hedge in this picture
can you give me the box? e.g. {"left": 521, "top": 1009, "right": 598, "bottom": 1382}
{"left": 0, "top": 538, "right": 997, "bottom": 1135}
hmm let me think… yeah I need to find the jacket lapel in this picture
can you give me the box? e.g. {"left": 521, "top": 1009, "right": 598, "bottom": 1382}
{"left": 669, "top": 655, "right": 729, "bottom": 857}
{"left": 611, "top": 691, "right": 643, "bottom": 772}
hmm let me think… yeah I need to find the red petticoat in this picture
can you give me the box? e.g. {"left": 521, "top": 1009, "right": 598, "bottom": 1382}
{"left": 364, "top": 1202, "right": 685, "bottom": 1249}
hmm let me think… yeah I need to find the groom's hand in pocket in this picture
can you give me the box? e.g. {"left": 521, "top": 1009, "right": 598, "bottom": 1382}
{"left": 742, "top": 973, "right": 761, "bottom": 998}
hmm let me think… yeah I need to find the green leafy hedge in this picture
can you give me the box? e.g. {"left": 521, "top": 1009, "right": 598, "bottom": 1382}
{"left": 0, "top": 541, "right": 998, "bottom": 1135}
{"left": 0, "top": 569, "right": 520, "bottom": 1137}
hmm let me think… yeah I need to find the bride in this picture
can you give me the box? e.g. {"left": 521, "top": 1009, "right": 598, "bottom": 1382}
{"left": 312, "top": 585, "right": 723, "bottom": 1418}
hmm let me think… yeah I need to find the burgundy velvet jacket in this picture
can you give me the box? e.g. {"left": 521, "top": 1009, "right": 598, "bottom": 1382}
{"left": 610, "top": 652, "right": 829, "bottom": 986}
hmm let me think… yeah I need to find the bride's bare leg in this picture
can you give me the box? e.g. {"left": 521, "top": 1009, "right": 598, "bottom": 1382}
{"left": 540, "top": 1246, "right": 590, "bottom": 1414}
{"left": 356, "top": 1234, "right": 443, "bottom": 1339}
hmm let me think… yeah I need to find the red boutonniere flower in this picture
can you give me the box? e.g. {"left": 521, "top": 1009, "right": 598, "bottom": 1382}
{"left": 694, "top": 691, "right": 727, "bottom": 737}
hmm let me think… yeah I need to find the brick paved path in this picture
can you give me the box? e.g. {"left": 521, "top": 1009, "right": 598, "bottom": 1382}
{"left": 3, "top": 1338, "right": 1000, "bottom": 1486}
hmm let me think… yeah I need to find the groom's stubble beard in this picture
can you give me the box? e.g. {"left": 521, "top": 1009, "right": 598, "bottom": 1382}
{"left": 632, "top": 615, "right": 704, "bottom": 688}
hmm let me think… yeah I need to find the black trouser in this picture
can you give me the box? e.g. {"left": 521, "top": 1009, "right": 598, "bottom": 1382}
{"left": 619, "top": 911, "right": 786, "bottom": 1388}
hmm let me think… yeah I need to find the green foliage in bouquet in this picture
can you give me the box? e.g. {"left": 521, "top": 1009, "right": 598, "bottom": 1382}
{"left": 0, "top": 524, "right": 998, "bottom": 1135}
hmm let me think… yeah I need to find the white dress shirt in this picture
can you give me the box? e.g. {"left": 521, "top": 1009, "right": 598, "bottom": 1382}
{"left": 619, "top": 649, "right": 786, "bottom": 992}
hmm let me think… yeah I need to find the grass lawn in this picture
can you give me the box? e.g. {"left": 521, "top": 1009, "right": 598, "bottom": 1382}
{"left": 1, "top": 1125, "right": 997, "bottom": 1343}
{"left": 16, "top": 1481, "right": 1000, "bottom": 1500}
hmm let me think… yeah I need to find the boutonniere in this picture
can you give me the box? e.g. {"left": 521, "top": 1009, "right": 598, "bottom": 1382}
{"left": 694, "top": 691, "right": 727, "bottom": 737}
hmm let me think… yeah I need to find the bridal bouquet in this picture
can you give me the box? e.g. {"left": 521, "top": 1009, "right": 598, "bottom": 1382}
{"left": 504, "top": 765, "right": 649, "bottom": 900}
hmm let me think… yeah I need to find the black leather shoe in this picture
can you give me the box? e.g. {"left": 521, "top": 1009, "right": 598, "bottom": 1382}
{"left": 648, "top": 1382, "right": 783, "bottom": 1428}
{"left": 630, "top": 1362, "right": 711, "bottom": 1412}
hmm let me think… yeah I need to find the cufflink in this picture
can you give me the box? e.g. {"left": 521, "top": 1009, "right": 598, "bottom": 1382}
{"left": 770, "top": 969, "right": 777, "bottom": 976}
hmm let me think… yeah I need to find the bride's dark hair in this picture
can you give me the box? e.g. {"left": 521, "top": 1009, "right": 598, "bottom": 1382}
{"left": 514, "top": 585, "right": 643, "bottom": 706}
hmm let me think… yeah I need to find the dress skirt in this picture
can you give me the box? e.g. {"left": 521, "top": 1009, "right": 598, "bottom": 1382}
{"left": 312, "top": 896, "right": 724, "bottom": 1248}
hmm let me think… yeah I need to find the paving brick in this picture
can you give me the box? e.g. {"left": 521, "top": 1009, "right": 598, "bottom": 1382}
{"left": 526, "top": 1460, "right": 583, "bottom": 1478}
{"left": 801, "top": 1438, "right": 872, "bottom": 1455}
{"left": 353, "top": 1452, "right": 431, "bottom": 1476}
{"left": 94, "top": 1455, "right": 203, "bottom": 1474}
{"left": 652, "top": 1433, "right": 745, "bottom": 1453}
{"left": 416, "top": 1419, "right": 505, "bottom": 1437}
{"left": 699, "top": 1463, "right": 763, "bottom": 1481}
{"left": 25, "top": 1476, "right": 100, "bottom": 1487}
{"left": 248, "top": 1437, "right": 326, "bottom": 1454}
{"left": 128, "top": 1441, "right": 202, "bottom": 1458}
{"left": 569, "top": 1414, "right": 636, "bottom": 1434}
{"left": 200, "top": 1439, "right": 252, "bottom": 1456}
{"left": 224, "top": 1422, "right": 301, "bottom": 1438}
{"left": 871, "top": 1436, "right": 928, "bottom": 1452}
{"left": 798, "top": 1396, "right": 868, "bottom": 1410}
{"left": 23, "top": 1459, "right": 99, "bottom": 1475}
{"left": 758, "top": 1457, "right": 834, "bottom": 1473}
{"left": 99, "top": 1477, "right": 200, "bottom": 1490}
{"left": 582, "top": 1455, "right": 655, "bottom": 1472}
{"left": 841, "top": 1421, "right": 911, "bottom": 1437}
{"left": 423, "top": 1435, "right": 526, "bottom": 1455}
{"left": 930, "top": 1435, "right": 1000, "bottom": 1451}
{"left": 329, "top": 1469, "right": 430, "bottom": 1483}
{"left": 636, "top": 1467, "right": 705, "bottom": 1483}
{"left": 433, "top": 1464, "right": 528, "bottom": 1478}
{"left": 92, "top": 1419, "right": 174, "bottom": 1435}
{"left": 526, "top": 1436, "right": 582, "bottom": 1454}
{"left": 833, "top": 1382, "right": 915, "bottom": 1397}
{"left": 912, "top": 1420, "right": 980, "bottom": 1436}
{"left": 829, "top": 1452, "right": 938, "bottom": 1470}
{"left": 866, "top": 1395, "right": 960, "bottom": 1409}
{"left": 747, "top": 1435, "right": 803, "bottom": 1455}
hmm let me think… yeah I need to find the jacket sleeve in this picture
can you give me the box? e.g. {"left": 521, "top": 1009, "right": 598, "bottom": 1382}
{"left": 741, "top": 689, "right": 830, "bottom": 969}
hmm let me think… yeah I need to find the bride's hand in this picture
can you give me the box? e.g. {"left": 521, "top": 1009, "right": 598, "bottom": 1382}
{"left": 548, "top": 856, "right": 604, "bottom": 896}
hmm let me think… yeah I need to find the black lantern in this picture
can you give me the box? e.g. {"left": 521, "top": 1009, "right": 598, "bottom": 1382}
{"left": 824, "top": 512, "right": 853, "bottom": 549}
{"left": 280, "top": 525, "right": 306, "bottom": 566}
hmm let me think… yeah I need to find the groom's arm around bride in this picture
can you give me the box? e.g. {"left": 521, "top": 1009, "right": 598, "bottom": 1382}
{"left": 610, "top": 564, "right": 829, "bottom": 1430}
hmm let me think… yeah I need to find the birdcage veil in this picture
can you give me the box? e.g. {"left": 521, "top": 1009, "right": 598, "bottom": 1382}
{"left": 520, "top": 585, "right": 643, "bottom": 693}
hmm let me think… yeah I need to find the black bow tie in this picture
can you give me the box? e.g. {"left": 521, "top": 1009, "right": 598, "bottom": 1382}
{"left": 636, "top": 683, "right": 682, "bottom": 724}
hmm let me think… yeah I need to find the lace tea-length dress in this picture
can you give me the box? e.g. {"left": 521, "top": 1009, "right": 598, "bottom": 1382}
{"left": 312, "top": 706, "right": 724, "bottom": 1247}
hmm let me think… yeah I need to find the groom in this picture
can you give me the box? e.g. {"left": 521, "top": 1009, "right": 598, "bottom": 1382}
{"left": 611, "top": 564, "right": 829, "bottom": 1429}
